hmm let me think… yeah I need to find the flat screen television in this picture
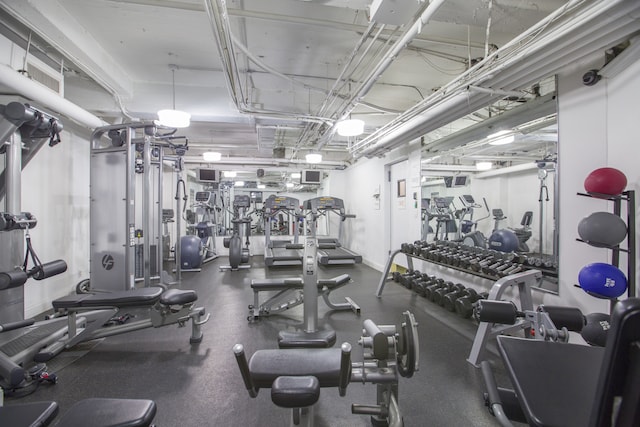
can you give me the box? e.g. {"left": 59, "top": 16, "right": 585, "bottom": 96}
{"left": 454, "top": 175, "right": 469, "bottom": 187}
{"left": 301, "top": 170, "right": 322, "bottom": 185}
{"left": 197, "top": 169, "right": 219, "bottom": 183}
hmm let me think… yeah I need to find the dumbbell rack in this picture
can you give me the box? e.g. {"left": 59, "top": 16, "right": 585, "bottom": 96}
{"left": 575, "top": 189, "right": 636, "bottom": 305}
{"left": 376, "top": 243, "right": 536, "bottom": 297}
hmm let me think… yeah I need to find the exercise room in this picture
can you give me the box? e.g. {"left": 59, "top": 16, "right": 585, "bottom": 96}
{"left": 1, "top": 1, "right": 639, "bottom": 426}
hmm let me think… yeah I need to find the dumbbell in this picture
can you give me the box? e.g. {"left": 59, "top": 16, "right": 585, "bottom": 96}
{"left": 406, "top": 272, "right": 426, "bottom": 291}
{"left": 442, "top": 284, "right": 468, "bottom": 311}
{"left": 468, "top": 256, "right": 497, "bottom": 272}
{"left": 433, "top": 282, "right": 460, "bottom": 306}
{"left": 423, "top": 278, "right": 446, "bottom": 301}
{"left": 412, "top": 274, "right": 434, "bottom": 297}
{"left": 391, "top": 271, "right": 401, "bottom": 282}
{"left": 400, "top": 270, "right": 422, "bottom": 289}
{"left": 499, "top": 264, "right": 525, "bottom": 277}
{"left": 454, "top": 289, "right": 489, "bottom": 318}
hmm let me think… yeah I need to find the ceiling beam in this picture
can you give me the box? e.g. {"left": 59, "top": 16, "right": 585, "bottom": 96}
{"left": 0, "top": 0, "right": 134, "bottom": 98}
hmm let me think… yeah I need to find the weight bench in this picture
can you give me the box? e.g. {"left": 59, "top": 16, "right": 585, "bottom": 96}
{"left": 481, "top": 297, "right": 640, "bottom": 426}
{"left": 38, "top": 287, "right": 209, "bottom": 362}
{"left": 247, "top": 274, "right": 360, "bottom": 321}
{"left": 0, "top": 398, "right": 156, "bottom": 427}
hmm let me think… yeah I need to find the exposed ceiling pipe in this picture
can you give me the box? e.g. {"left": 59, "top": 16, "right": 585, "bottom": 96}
{"left": 474, "top": 162, "right": 538, "bottom": 178}
{"left": 315, "top": 0, "right": 448, "bottom": 150}
{"left": 352, "top": 0, "right": 640, "bottom": 159}
{"left": 183, "top": 155, "right": 347, "bottom": 169}
{"left": 0, "top": 63, "right": 106, "bottom": 129}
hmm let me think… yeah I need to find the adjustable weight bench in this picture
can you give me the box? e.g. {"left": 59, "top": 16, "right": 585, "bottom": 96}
{"left": 0, "top": 398, "right": 156, "bottom": 427}
{"left": 248, "top": 274, "right": 360, "bottom": 321}
{"left": 36, "top": 287, "right": 209, "bottom": 362}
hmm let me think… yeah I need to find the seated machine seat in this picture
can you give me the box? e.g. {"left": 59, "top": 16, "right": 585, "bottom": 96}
{"left": 249, "top": 347, "right": 345, "bottom": 389}
{"left": 0, "top": 398, "right": 156, "bottom": 427}
{"left": 52, "top": 287, "right": 196, "bottom": 310}
{"left": 0, "top": 401, "right": 58, "bottom": 427}
{"left": 498, "top": 336, "right": 604, "bottom": 427}
{"left": 271, "top": 376, "right": 320, "bottom": 408}
{"left": 317, "top": 274, "right": 351, "bottom": 289}
{"left": 278, "top": 328, "right": 337, "bottom": 348}
{"left": 55, "top": 398, "right": 156, "bottom": 427}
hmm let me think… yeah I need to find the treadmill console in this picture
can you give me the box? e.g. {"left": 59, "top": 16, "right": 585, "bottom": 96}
{"left": 461, "top": 194, "right": 475, "bottom": 205}
{"left": 304, "top": 196, "right": 345, "bottom": 211}
{"left": 433, "top": 197, "right": 450, "bottom": 209}
{"left": 264, "top": 195, "right": 300, "bottom": 213}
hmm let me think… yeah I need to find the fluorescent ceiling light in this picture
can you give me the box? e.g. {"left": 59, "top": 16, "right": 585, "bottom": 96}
{"left": 157, "top": 109, "right": 190, "bottom": 128}
{"left": 286, "top": 182, "right": 294, "bottom": 188}
{"left": 488, "top": 130, "right": 515, "bottom": 145}
{"left": 476, "top": 161, "right": 493, "bottom": 171}
{"left": 235, "top": 181, "right": 245, "bottom": 187}
{"left": 202, "top": 151, "right": 221, "bottom": 162}
{"left": 291, "top": 172, "right": 301, "bottom": 179}
{"left": 336, "top": 119, "right": 364, "bottom": 137}
{"left": 223, "top": 171, "right": 237, "bottom": 178}
{"left": 305, "top": 153, "right": 323, "bottom": 164}
{"left": 257, "top": 184, "right": 266, "bottom": 189}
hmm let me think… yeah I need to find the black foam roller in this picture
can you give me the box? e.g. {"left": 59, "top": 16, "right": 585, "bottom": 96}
{"left": 539, "top": 305, "right": 585, "bottom": 332}
{"left": 31, "top": 260, "right": 68, "bottom": 280}
{"left": 475, "top": 300, "right": 518, "bottom": 324}
{"left": 0, "top": 270, "right": 28, "bottom": 290}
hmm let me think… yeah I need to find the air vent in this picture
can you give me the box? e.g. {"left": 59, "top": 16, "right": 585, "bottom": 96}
{"left": 26, "top": 60, "right": 63, "bottom": 95}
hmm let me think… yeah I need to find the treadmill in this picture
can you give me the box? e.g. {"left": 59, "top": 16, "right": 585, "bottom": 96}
{"left": 303, "top": 196, "right": 362, "bottom": 265}
{"left": 263, "top": 195, "right": 303, "bottom": 267}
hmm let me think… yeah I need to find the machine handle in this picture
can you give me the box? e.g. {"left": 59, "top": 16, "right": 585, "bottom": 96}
{"left": 0, "top": 318, "right": 35, "bottom": 333}
{"left": 338, "top": 342, "right": 352, "bottom": 397}
{"left": 233, "top": 344, "right": 258, "bottom": 397}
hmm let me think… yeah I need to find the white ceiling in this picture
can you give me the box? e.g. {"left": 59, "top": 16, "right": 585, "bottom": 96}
{"left": 1, "top": 0, "right": 636, "bottom": 185}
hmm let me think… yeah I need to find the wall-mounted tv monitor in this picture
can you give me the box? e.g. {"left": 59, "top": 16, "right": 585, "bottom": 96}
{"left": 301, "top": 170, "right": 322, "bottom": 185}
{"left": 454, "top": 175, "right": 469, "bottom": 187}
{"left": 250, "top": 191, "right": 263, "bottom": 203}
{"left": 197, "top": 169, "right": 219, "bottom": 183}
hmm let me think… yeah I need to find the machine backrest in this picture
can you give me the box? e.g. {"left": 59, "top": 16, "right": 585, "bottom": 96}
{"left": 589, "top": 298, "right": 640, "bottom": 427}
{"left": 520, "top": 211, "right": 533, "bottom": 227}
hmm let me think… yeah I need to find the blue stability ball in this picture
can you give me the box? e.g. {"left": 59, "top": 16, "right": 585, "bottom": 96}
{"left": 578, "top": 263, "right": 627, "bottom": 299}
{"left": 488, "top": 229, "right": 519, "bottom": 252}
{"left": 578, "top": 212, "right": 627, "bottom": 247}
{"left": 181, "top": 235, "right": 203, "bottom": 269}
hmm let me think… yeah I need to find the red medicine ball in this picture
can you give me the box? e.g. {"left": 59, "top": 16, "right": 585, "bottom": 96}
{"left": 584, "top": 167, "right": 627, "bottom": 196}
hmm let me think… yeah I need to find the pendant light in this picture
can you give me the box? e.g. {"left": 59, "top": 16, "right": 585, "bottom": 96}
{"left": 157, "top": 66, "right": 191, "bottom": 128}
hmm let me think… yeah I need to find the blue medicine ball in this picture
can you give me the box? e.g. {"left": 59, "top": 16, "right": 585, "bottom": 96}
{"left": 488, "top": 229, "right": 519, "bottom": 252}
{"left": 578, "top": 263, "right": 627, "bottom": 299}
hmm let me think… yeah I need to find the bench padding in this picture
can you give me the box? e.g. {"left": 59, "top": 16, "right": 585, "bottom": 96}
{"left": 52, "top": 287, "right": 164, "bottom": 310}
{"left": 271, "top": 376, "right": 320, "bottom": 408}
{"left": 249, "top": 348, "right": 343, "bottom": 389}
{"left": 251, "top": 274, "right": 351, "bottom": 291}
{"left": 56, "top": 398, "right": 157, "bottom": 427}
{"left": 0, "top": 401, "right": 58, "bottom": 427}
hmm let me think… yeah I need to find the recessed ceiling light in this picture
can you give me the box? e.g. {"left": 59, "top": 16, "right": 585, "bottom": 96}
{"left": 336, "top": 119, "right": 364, "bottom": 137}
{"left": 305, "top": 153, "right": 322, "bottom": 164}
{"left": 223, "top": 171, "right": 237, "bottom": 178}
{"left": 202, "top": 151, "right": 221, "bottom": 161}
{"left": 476, "top": 161, "right": 493, "bottom": 171}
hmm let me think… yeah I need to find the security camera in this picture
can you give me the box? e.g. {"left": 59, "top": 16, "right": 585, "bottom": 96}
{"left": 582, "top": 69, "right": 601, "bottom": 86}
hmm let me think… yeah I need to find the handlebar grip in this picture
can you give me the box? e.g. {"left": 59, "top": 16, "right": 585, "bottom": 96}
{"left": 30, "top": 260, "right": 68, "bottom": 280}
{"left": 0, "top": 270, "right": 28, "bottom": 290}
{"left": 0, "top": 318, "right": 35, "bottom": 332}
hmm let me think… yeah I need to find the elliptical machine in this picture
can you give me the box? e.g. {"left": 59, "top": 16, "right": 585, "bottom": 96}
{"left": 458, "top": 195, "right": 490, "bottom": 248}
{"left": 220, "top": 194, "right": 252, "bottom": 271}
{"left": 180, "top": 191, "right": 219, "bottom": 270}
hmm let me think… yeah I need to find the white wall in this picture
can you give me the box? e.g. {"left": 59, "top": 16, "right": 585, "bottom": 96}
{"left": 21, "top": 129, "right": 91, "bottom": 317}
{"left": 544, "top": 51, "right": 640, "bottom": 313}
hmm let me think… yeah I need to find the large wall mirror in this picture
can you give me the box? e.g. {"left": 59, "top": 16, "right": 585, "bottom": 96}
{"left": 419, "top": 76, "right": 559, "bottom": 294}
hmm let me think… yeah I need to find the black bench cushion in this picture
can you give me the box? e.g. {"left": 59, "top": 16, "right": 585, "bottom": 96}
{"left": 498, "top": 336, "right": 604, "bottom": 427}
{"left": 55, "top": 398, "right": 156, "bottom": 427}
{"left": 159, "top": 289, "right": 197, "bottom": 305}
{"left": 0, "top": 401, "right": 58, "bottom": 427}
{"left": 52, "top": 287, "right": 164, "bottom": 310}
{"left": 249, "top": 348, "right": 343, "bottom": 389}
{"left": 251, "top": 275, "right": 351, "bottom": 291}
{"left": 271, "top": 376, "right": 320, "bottom": 408}
{"left": 278, "top": 329, "right": 337, "bottom": 349}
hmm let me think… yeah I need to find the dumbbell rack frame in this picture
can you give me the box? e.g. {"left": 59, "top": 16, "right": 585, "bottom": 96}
{"left": 576, "top": 190, "right": 636, "bottom": 307}
{"left": 376, "top": 247, "right": 535, "bottom": 297}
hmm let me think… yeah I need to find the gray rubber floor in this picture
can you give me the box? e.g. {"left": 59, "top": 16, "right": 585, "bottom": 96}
{"left": 11, "top": 256, "right": 511, "bottom": 426}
